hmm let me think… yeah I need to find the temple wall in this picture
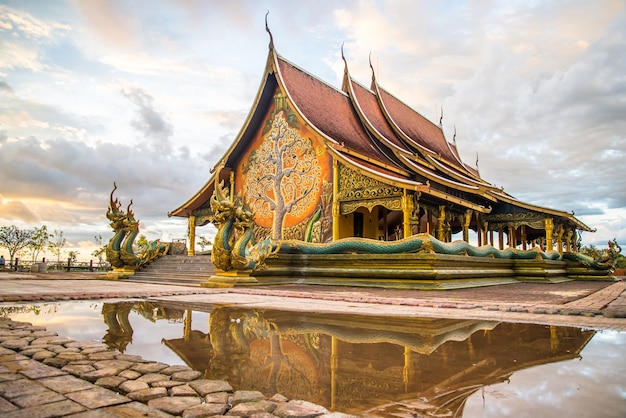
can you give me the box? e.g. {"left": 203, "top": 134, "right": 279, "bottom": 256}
{"left": 233, "top": 89, "right": 332, "bottom": 242}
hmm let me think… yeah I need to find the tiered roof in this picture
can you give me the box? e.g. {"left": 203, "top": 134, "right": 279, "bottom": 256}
{"left": 169, "top": 43, "right": 591, "bottom": 233}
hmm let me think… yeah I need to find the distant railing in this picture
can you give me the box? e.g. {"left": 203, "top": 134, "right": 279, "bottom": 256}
{"left": 1, "top": 257, "right": 111, "bottom": 273}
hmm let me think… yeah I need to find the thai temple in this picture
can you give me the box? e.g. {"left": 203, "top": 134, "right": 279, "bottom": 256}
{"left": 167, "top": 29, "right": 612, "bottom": 288}
{"left": 170, "top": 33, "right": 590, "bottom": 249}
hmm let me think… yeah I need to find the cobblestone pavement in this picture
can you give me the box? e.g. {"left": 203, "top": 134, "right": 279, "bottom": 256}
{"left": 0, "top": 271, "right": 625, "bottom": 416}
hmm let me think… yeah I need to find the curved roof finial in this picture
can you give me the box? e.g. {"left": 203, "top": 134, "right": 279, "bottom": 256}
{"left": 439, "top": 106, "right": 443, "bottom": 127}
{"left": 452, "top": 124, "right": 457, "bottom": 145}
{"left": 341, "top": 42, "right": 346, "bottom": 63}
{"left": 369, "top": 52, "right": 376, "bottom": 82}
{"left": 265, "top": 11, "right": 274, "bottom": 50}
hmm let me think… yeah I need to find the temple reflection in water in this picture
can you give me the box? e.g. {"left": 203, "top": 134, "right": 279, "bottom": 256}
{"left": 102, "top": 302, "right": 594, "bottom": 416}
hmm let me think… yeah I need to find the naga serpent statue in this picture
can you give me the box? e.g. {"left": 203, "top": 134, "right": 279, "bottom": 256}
{"left": 105, "top": 183, "right": 170, "bottom": 271}
{"left": 209, "top": 183, "right": 620, "bottom": 273}
{"left": 210, "top": 180, "right": 279, "bottom": 271}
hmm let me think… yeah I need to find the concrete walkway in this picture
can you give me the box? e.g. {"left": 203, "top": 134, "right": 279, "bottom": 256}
{"left": 0, "top": 271, "right": 625, "bottom": 416}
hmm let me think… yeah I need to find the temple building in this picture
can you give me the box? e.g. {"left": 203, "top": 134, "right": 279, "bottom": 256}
{"left": 169, "top": 36, "right": 591, "bottom": 256}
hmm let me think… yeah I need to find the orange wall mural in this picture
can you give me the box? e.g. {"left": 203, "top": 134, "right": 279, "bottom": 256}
{"left": 235, "top": 90, "right": 332, "bottom": 240}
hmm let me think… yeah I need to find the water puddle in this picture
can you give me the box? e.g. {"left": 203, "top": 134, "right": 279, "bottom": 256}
{"left": 2, "top": 300, "right": 625, "bottom": 417}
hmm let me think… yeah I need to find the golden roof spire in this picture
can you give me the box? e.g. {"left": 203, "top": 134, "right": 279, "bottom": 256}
{"left": 265, "top": 11, "right": 274, "bottom": 50}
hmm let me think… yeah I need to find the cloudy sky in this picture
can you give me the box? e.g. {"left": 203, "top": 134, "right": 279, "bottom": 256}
{"left": 1, "top": 0, "right": 624, "bottom": 260}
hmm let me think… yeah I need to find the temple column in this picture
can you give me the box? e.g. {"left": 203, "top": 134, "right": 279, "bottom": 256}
{"left": 507, "top": 225, "right": 514, "bottom": 248}
{"left": 556, "top": 224, "right": 564, "bottom": 254}
{"left": 498, "top": 228, "right": 504, "bottom": 250}
{"left": 521, "top": 225, "right": 527, "bottom": 250}
{"left": 545, "top": 218, "right": 554, "bottom": 251}
{"left": 566, "top": 228, "right": 573, "bottom": 253}
{"left": 437, "top": 206, "right": 446, "bottom": 241}
{"left": 426, "top": 208, "right": 432, "bottom": 235}
{"left": 482, "top": 221, "right": 489, "bottom": 246}
{"left": 402, "top": 190, "right": 413, "bottom": 238}
{"left": 332, "top": 160, "right": 340, "bottom": 241}
{"left": 187, "top": 215, "right": 196, "bottom": 256}
{"left": 476, "top": 213, "right": 482, "bottom": 246}
{"left": 462, "top": 211, "right": 471, "bottom": 242}
{"left": 184, "top": 310, "right": 192, "bottom": 341}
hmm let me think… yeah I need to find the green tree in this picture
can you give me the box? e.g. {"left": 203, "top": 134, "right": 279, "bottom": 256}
{"left": 92, "top": 235, "right": 106, "bottom": 268}
{"left": 48, "top": 229, "right": 66, "bottom": 267}
{"left": 197, "top": 236, "right": 212, "bottom": 252}
{"left": 29, "top": 225, "right": 51, "bottom": 262}
{"left": 67, "top": 250, "right": 79, "bottom": 265}
{"left": 0, "top": 225, "right": 34, "bottom": 266}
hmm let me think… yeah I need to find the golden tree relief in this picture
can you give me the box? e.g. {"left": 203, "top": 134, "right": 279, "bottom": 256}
{"left": 243, "top": 111, "right": 322, "bottom": 239}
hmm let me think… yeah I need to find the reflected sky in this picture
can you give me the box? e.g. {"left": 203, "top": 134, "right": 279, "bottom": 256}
{"left": 2, "top": 300, "right": 625, "bottom": 417}
{"left": 463, "top": 330, "right": 626, "bottom": 418}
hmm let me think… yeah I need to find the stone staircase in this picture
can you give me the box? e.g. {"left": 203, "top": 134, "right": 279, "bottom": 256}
{"left": 128, "top": 254, "right": 215, "bottom": 286}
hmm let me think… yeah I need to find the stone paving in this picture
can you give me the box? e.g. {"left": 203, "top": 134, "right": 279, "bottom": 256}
{"left": 0, "top": 318, "right": 349, "bottom": 417}
{"left": 0, "top": 270, "right": 625, "bottom": 416}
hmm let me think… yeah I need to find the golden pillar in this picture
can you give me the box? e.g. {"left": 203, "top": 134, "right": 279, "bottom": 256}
{"left": 545, "top": 218, "right": 554, "bottom": 251}
{"left": 482, "top": 221, "right": 489, "bottom": 246}
{"left": 187, "top": 215, "right": 196, "bottom": 256}
{"left": 566, "top": 228, "right": 573, "bottom": 252}
{"left": 556, "top": 224, "right": 564, "bottom": 254}
{"left": 437, "top": 206, "right": 446, "bottom": 242}
{"left": 462, "top": 210, "right": 471, "bottom": 242}
{"left": 521, "top": 225, "right": 527, "bottom": 250}
{"left": 331, "top": 336, "right": 338, "bottom": 411}
{"left": 402, "top": 190, "right": 413, "bottom": 238}
{"left": 184, "top": 310, "right": 192, "bottom": 341}
{"left": 475, "top": 213, "right": 482, "bottom": 246}
{"left": 498, "top": 228, "right": 504, "bottom": 250}
{"left": 332, "top": 160, "right": 340, "bottom": 241}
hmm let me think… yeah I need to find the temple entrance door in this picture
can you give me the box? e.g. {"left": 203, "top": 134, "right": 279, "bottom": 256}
{"left": 378, "top": 207, "right": 403, "bottom": 241}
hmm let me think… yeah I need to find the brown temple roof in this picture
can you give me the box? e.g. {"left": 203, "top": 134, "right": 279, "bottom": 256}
{"left": 169, "top": 43, "right": 592, "bottom": 232}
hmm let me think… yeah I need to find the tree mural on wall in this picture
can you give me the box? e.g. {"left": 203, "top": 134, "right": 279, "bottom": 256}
{"left": 244, "top": 111, "right": 322, "bottom": 240}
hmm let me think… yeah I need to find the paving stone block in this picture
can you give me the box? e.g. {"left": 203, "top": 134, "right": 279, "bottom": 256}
{"left": 189, "top": 379, "right": 233, "bottom": 396}
{"left": 0, "top": 396, "right": 18, "bottom": 413}
{"left": 160, "top": 365, "right": 193, "bottom": 375}
{"left": 62, "top": 363, "right": 96, "bottom": 376}
{"left": 18, "top": 361, "right": 67, "bottom": 379}
{"left": 0, "top": 377, "right": 48, "bottom": 399}
{"left": 42, "top": 357, "right": 69, "bottom": 368}
{"left": 2, "top": 398, "right": 86, "bottom": 418}
{"left": 119, "top": 380, "right": 151, "bottom": 394}
{"left": 56, "top": 352, "right": 87, "bottom": 361}
{"left": 131, "top": 362, "right": 169, "bottom": 374}
{"left": 182, "top": 402, "right": 229, "bottom": 417}
{"left": 273, "top": 399, "right": 329, "bottom": 418}
{"left": 169, "top": 384, "right": 197, "bottom": 397}
{"left": 118, "top": 369, "right": 142, "bottom": 380}
{"left": 65, "top": 386, "right": 131, "bottom": 409}
{"left": 148, "top": 396, "right": 202, "bottom": 415}
{"left": 93, "top": 359, "right": 135, "bottom": 371}
{"left": 171, "top": 370, "right": 202, "bottom": 382}
{"left": 99, "top": 401, "right": 177, "bottom": 417}
{"left": 127, "top": 386, "right": 168, "bottom": 402}
{"left": 232, "top": 390, "right": 265, "bottom": 405}
{"left": 115, "top": 354, "right": 150, "bottom": 363}
{"left": 1, "top": 338, "right": 31, "bottom": 350}
{"left": 152, "top": 380, "right": 186, "bottom": 389}
{"left": 227, "top": 400, "right": 276, "bottom": 416}
{"left": 205, "top": 391, "right": 230, "bottom": 404}
{"left": 88, "top": 351, "right": 120, "bottom": 361}
{"left": 32, "top": 349, "right": 57, "bottom": 361}
{"left": 81, "top": 368, "right": 124, "bottom": 383}
{"left": 95, "top": 375, "right": 128, "bottom": 390}
{"left": 137, "top": 373, "right": 171, "bottom": 384}
{"left": 39, "top": 374, "right": 96, "bottom": 393}
{"left": 12, "top": 389, "right": 66, "bottom": 408}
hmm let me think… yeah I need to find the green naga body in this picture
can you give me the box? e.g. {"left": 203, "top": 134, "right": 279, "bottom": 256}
{"left": 105, "top": 183, "right": 169, "bottom": 271}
